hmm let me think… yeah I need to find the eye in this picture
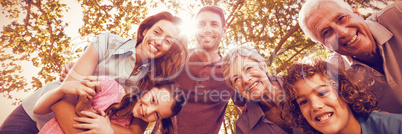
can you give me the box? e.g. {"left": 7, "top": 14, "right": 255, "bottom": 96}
{"left": 151, "top": 97, "right": 156, "bottom": 104}
{"left": 245, "top": 66, "right": 252, "bottom": 72}
{"left": 233, "top": 77, "right": 240, "bottom": 83}
{"left": 298, "top": 99, "right": 308, "bottom": 106}
{"left": 164, "top": 38, "right": 173, "bottom": 45}
{"left": 211, "top": 22, "right": 219, "bottom": 27}
{"left": 322, "top": 28, "right": 333, "bottom": 39}
{"left": 197, "top": 22, "right": 205, "bottom": 27}
{"left": 155, "top": 112, "right": 160, "bottom": 120}
{"left": 153, "top": 30, "right": 160, "bottom": 35}
{"left": 338, "top": 15, "right": 347, "bottom": 23}
{"left": 318, "top": 90, "right": 329, "bottom": 97}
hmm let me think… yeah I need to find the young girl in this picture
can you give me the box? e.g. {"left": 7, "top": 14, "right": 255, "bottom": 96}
{"left": 282, "top": 60, "right": 402, "bottom": 134}
{"left": 34, "top": 76, "right": 185, "bottom": 134}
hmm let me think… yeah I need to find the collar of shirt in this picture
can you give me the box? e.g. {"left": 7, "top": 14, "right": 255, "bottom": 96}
{"left": 366, "top": 20, "right": 393, "bottom": 46}
{"left": 111, "top": 39, "right": 137, "bottom": 59}
{"left": 342, "top": 21, "right": 392, "bottom": 67}
{"left": 189, "top": 49, "right": 223, "bottom": 66}
{"left": 245, "top": 101, "right": 275, "bottom": 128}
{"left": 112, "top": 39, "right": 150, "bottom": 84}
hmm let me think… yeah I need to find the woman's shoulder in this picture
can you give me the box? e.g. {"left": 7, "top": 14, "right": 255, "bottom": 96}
{"left": 105, "top": 32, "right": 134, "bottom": 44}
{"left": 92, "top": 32, "right": 135, "bottom": 50}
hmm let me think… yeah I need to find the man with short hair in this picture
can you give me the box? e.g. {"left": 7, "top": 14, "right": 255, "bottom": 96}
{"left": 299, "top": 0, "right": 402, "bottom": 113}
{"left": 173, "top": 6, "right": 234, "bottom": 133}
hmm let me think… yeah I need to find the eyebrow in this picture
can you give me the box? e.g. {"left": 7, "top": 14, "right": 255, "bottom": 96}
{"left": 156, "top": 26, "right": 174, "bottom": 39}
{"left": 332, "top": 13, "right": 345, "bottom": 23}
{"left": 295, "top": 84, "right": 328, "bottom": 99}
{"left": 156, "top": 26, "right": 163, "bottom": 33}
{"left": 230, "top": 64, "right": 248, "bottom": 81}
{"left": 231, "top": 74, "right": 239, "bottom": 80}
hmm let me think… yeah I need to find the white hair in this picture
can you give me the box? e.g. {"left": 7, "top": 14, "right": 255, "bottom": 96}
{"left": 299, "top": 0, "right": 353, "bottom": 42}
{"left": 222, "top": 45, "right": 267, "bottom": 88}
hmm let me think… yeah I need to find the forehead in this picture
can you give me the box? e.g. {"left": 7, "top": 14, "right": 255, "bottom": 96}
{"left": 294, "top": 74, "right": 327, "bottom": 94}
{"left": 154, "top": 87, "right": 175, "bottom": 118}
{"left": 231, "top": 57, "right": 260, "bottom": 73}
{"left": 196, "top": 11, "right": 222, "bottom": 24}
{"left": 147, "top": 87, "right": 172, "bottom": 99}
{"left": 150, "top": 20, "right": 179, "bottom": 37}
{"left": 305, "top": 2, "right": 347, "bottom": 35}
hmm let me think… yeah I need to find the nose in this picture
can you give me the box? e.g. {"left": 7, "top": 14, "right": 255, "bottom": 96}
{"left": 241, "top": 73, "right": 253, "bottom": 86}
{"left": 203, "top": 24, "right": 212, "bottom": 33}
{"left": 153, "top": 36, "right": 164, "bottom": 46}
{"left": 333, "top": 25, "right": 349, "bottom": 39}
{"left": 311, "top": 97, "right": 324, "bottom": 112}
{"left": 146, "top": 105, "right": 157, "bottom": 116}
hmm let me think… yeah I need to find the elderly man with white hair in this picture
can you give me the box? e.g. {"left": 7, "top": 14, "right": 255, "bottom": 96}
{"left": 299, "top": 0, "right": 402, "bottom": 113}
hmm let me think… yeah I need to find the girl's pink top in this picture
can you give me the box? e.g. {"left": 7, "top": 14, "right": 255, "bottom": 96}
{"left": 39, "top": 76, "right": 131, "bottom": 134}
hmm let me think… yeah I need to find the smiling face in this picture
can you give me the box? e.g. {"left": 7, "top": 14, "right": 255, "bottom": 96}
{"left": 132, "top": 86, "right": 174, "bottom": 122}
{"left": 137, "top": 20, "right": 179, "bottom": 59}
{"left": 294, "top": 74, "right": 359, "bottom": 133}
{"left": 306, "top": 1, "right": 377, "bottom": 59}
{"left": 195, "top": 11, "right": 227, "bottom": 52}
{"left": 229, "top": 56, "right": 274, "bottom": 100}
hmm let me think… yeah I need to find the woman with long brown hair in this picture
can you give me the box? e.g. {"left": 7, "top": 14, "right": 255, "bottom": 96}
{"left": 1, "top": 11, "right": 188, "bottom": 134}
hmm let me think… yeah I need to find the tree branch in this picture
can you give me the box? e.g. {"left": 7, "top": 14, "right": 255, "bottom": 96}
{"left": 30, "top": 1, "right": 60, "bottom": 67}
{"left": 274, "top": 5, "right": 283, "bottom": 39}
{"left": 285, "top": 44, "right": 309, "bottom": 63}
{"left": 267, "top": 23, "right": 300, "bottom": 65}
{"left": 226, "top": 0, "right": 244, "bottom": 27}
{"left": 24, "top": 0, "right": 31, "bottom": 30}
{"left": 30, "top": 1, "right": 54, "bottom": 46}
{"left": 273, "top": 23, "right": 299, "bottom": 55}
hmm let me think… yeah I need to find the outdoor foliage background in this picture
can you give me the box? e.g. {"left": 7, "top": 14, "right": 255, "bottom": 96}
{"left": 0, "top": 0, "right": 396, "bottom": 133}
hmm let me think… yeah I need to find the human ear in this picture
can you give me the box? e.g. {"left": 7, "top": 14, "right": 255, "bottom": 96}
{"left": 222, "top": 26, "right": 228, "bottom": 35}
{"left": 142, "top": 29, "right": 149, "bottom": 36}
{"left": 318, "top": 42, "right": 333, "bottom": 52}
{"left": 351, "top": 6, "right": 363, "bottom": 18}
{"left": 263, "top": 63, "right": 270, "bottom": 74}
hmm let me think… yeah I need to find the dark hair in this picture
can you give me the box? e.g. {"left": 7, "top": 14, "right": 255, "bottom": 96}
{"left": 196, "top": 5, "right": 226, "bottom": 27}
{"left": 105, "top": 82, "right": 186, "bottom": 134}
{"left": 136, "top": 11, "right": 182, "bottom": 46}
{"left": 151, "top": 83, "right": 186, "bottom": 134}
{"left": 281, "top": 60, "right": 378, "bottom": 133}
{"left": 135, "top": 11, "right": 189, "bottom": 91}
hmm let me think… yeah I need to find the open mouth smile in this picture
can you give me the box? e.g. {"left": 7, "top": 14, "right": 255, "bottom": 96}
{"left": 345, "top": 32, "right": 358, "bottom": 46}
{"left": 139, "top": 103, "right": 145, "bottom": 117}
{"left": 315, "top": 112, "right": 333, "bottom": 122}
{"left": 148, "top": 43, "right": 158, "bottom": 53}
{"left": 246, "top": 80, "right": 260, "bottom": 92}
